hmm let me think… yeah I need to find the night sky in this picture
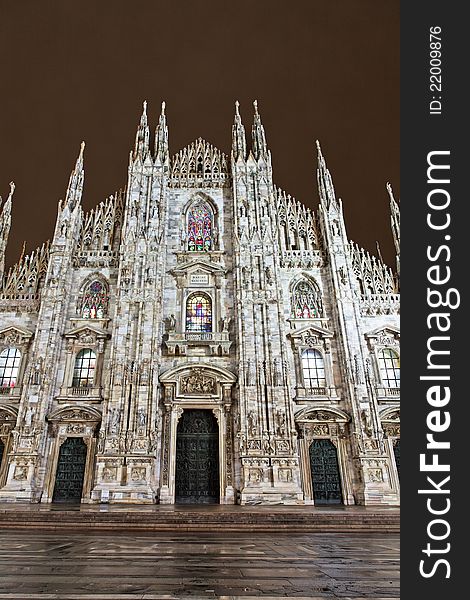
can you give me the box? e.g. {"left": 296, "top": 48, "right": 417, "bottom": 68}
{"left": 0, "top": 1, "right": 399, "bottom": 268}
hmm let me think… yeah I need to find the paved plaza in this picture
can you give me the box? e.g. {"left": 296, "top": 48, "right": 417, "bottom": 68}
{"left": 0, "top": 530, "right": 399, "bottom": 599}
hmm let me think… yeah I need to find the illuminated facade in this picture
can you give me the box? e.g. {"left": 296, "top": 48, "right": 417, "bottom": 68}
{"left": 0, "top": 101, "right": 400, "bottom": 505}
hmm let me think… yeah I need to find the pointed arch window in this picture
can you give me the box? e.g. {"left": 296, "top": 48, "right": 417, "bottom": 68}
{"left": 378, "top": 348, "right": 400, "bottom": 388}
{"left": 292, "top": 279, "right": 323, "bottom": 319}
{"left": 187, "top": 201, "right": 213, "bottom": 252}
{"left": 72, "top": 349, "right": 96, "bottom": 388}
{"left": 301, "top": 349, "right": 326, "bottom": 389}
{"left": 0, "top": 348, "right": 21, "bottom": 388}
{"left": 79, "top": 279, "right": 109, "bottom": 319}
{"left": 186, "top": 292, "right": 212, "bottom": 332}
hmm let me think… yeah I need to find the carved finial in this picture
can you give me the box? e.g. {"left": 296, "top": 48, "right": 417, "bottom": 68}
{"left": 235, "top": 100, "right": 240, "bottom": 114}
{"left": 79, "top": 141, "right": 85, "bottom": 159}
{"left": 253, "top": 99, "right": 259, "bottom": 115}
{"left": 9, "top": 181, "right": 15, "bottom": 196}
{"left": 161, "top": 100, "right": 166, "bottom": 114}
{"left": 143, "top": 100, "right": 147, "bottom": 114}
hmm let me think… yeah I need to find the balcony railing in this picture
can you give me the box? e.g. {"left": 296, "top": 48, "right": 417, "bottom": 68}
{"left": 63, "top": 386, "right": 101, "bottom": 399}
{"left": 0, "top": 386, "right": 18, "bottom": 396}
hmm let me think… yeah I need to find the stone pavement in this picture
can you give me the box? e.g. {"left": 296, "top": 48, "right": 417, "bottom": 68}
{"left": 0, "top": 530, "right": 399, "bottom": 599}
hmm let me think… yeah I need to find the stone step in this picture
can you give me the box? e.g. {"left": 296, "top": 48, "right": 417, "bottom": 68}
{"left": 0, "top": 505, "right": 400, "bottom": 533}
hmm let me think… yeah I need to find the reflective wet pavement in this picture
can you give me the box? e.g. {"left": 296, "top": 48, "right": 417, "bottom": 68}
{"left": 0, "top": 530, "right": 399, "bottom": 599}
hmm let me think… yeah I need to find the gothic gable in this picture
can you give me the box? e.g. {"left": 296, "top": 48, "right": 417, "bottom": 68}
{"left": 169, "top": 138, "right": 228, "bottom": 188}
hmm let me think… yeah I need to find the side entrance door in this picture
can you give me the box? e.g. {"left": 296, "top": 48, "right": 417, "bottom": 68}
{"left": 52, "top": 437, "right": 87, "bottom": 503}
{"left": 309, "top": 439, "right": 343, "bottom": 504}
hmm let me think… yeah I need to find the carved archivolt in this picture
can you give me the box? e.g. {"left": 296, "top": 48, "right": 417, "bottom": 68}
{"left": 295, "top": 406, "right": 350, "bottom": 443}
{"left": 295, "top": 406, "right": 350, "bottom": 424}
{"left": 180, "top": 369, "right": 216, "bottom": 394}
{"left": 0, "top": 406, "right": 18, "bottom": 437}
{"left": 160, "top": 362, "right": 236, "bottom": 400}
{"left": 380, "top": 408, "right": 400, "bottom": 438}
{"left": 47, "top": 405, "right": 102, "bottom": 423}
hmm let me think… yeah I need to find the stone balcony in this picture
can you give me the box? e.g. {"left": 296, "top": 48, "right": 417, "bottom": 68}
{"left": 165, "top": 331, "right": 232, "bottom": 356}
{"left": 0, "top": 385, "right": 21, "bottom": 399}
{"left": 295, "top": 386, "right": 339, "bottom": 402}
{"left": 377, "top": 387, "right": 400, "bottom": 402}
{"left": 56, "top": 386, "right": 103, "bottom": 403}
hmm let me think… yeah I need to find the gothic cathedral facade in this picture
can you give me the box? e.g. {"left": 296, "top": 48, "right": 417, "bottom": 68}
{"left": 0, "top": 101, "right": 400, "bottom": 506}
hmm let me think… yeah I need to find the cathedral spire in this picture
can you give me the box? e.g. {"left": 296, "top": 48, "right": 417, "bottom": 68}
{"left": 232, "top": 100, "right": 246, "bottom": 160}
{"left": 0, "top": 181, "right": 14, "bottom": 279}
{"left": 154, "top": 100, "right": 169, "bottom": 163}
{"left": 134, "top": 100, "right": 150, "bottom": 159}
{"left": 387, "top": 182, "right": 400, "bottom": 275}
{"left": 316, "top": 140, "right": 338, "bottom": 211}
{"left": 251, "top": 99, "right": 268, "bottom": 159}
{"left": 64, "top": 142, "right": 85, "bottom": 210}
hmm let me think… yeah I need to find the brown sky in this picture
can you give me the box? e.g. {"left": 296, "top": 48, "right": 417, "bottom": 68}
{"left": 0, "top": 0, "right": 399, "bottom": 268}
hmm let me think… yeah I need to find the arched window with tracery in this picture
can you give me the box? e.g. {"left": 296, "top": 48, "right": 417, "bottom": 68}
{"left": 187, "top": 201, "right": 213, "bottom": 252}
{"left": 185, "top": 292, "right": 212, "bottom": 332}
{"left": 301, "top": 349, "right": 326, "bottom": 390}
{"left": 0, "top": 348, "right": 21, "bottom": 388}
{"left": 378, "top": 348, "right": 400, "bottom": 388}
{"left": 292, "top": 279, "right": 323, "bottom": 319}
{"left": 79, "top": 279, "right": 109, "bottom": 319}
{"left": 72, "top": 349, "right": 96, "bottom": 388}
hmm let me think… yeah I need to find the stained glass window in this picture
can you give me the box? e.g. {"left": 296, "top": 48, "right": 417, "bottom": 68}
{"left": 72, "top": 349, "right": 96, "bottom": 388}
{"left": 292, "top": 280, "right": 323, "bottom": 318}
{"left": 187, "top": 202, "right": 213, "bottom": 252}
{"left": 301, "top": 349, "right": 326, "bottom": 390}
{"left": 80, "top": 279, "right": 109, "bottom": 319}
{"left": 0, "top": 348, "right": 21, "bottom": 388}
{"left": 378, "top": 348, "right": 400, "bottom": 388}
{"left": 185, "top": 293, "right": 212, "bottom": 332}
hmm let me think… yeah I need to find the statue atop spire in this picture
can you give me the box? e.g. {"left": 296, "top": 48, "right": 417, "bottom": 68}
{"left": 155, "top": 100, "right": 169, "bottom": 163}
{"left": 387, "top": 182, "right": 400, "bottom": 276}
{"left": 316, "top": 140, "right": 338, "bottom": 211}
{"left": 251, "top": 99, "right": 268, "bottom": 159}
{"left": 0, "top": 181, "right": 14, "bottom": 280}
{"left": 232, "top": 100, "right": 246, "bottom": 160}
{"left": 64, "top": 142, "right": 85, "bottom": 210}
{"left": 134, "top": 100, "right": 150, "bottom": 159}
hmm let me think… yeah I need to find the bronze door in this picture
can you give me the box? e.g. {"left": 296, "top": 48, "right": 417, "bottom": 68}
{"left": 52, "top": 437, "right": 87, "bottom": 503}
{"left": 309, "top": 439, "right": 343, "bottom": 504}
{"left": 393, "top": 439, "right": 400, "bottom": 479}
{"left": 175, "top": 410, "right": 219, "bottom": 504}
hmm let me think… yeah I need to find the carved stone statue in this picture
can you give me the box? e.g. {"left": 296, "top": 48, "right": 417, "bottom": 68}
{"left": 167, "top": 314, "right": 176, "bottom": 332}
{"left": 247, "top": 410, "right": 258, "bottom": 437}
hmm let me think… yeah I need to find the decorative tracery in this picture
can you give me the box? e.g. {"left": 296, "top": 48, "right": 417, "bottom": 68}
{"left": 187, "top": 202, "right": 213, "bottom": 252}
{"left": 185, "top": 292, "right": 212, "bottom": 332}
{"left": 78, "top": 279, "right": 109, "bottom": 319}
{"left": 292, "top": 279, "right": 323, "bottom": 319}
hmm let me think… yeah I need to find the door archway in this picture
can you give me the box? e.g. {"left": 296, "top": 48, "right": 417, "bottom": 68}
{"left": 175, "top": 409, "right": 219, "bottom": 504}
{"left": 52, "top": 437, "right": 87, "bottom": 503}
{"left": 309, "top": 439, "right": 343, "bottom": 505}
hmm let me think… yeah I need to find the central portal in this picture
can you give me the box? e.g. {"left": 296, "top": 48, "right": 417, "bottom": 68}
{"left": 175, "top": 409, "right": 219, "bottom": 504}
